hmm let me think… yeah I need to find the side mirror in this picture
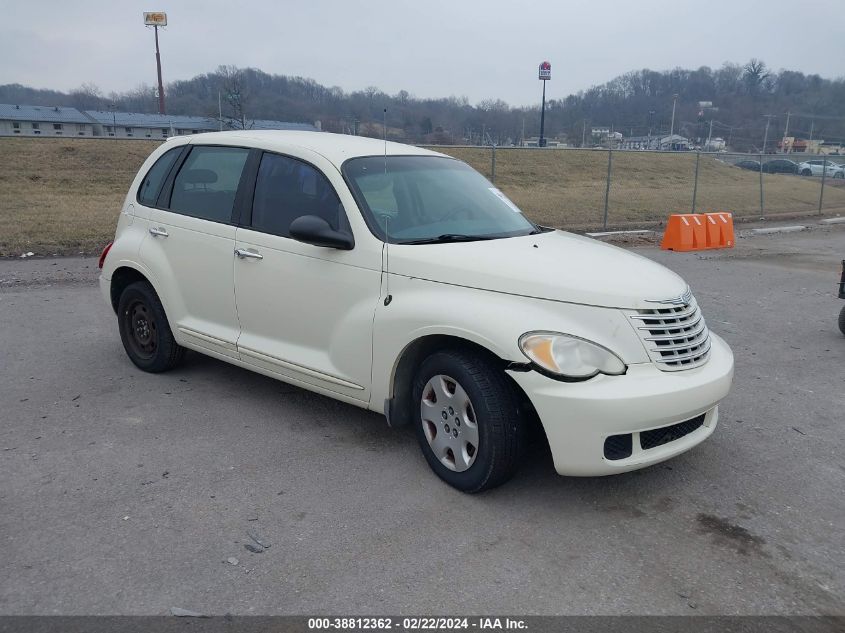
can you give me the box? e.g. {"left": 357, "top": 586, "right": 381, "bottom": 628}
{"left": 289, "top": 215, "right": 354, "bottom": 250}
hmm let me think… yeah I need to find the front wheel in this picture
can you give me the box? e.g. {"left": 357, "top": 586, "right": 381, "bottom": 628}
{"left": 412, "top": 350, "right": 525, "bottom": 493}
{"left": 802, "top": 168, "right": 812, "bottom": 176}
{"left": 117, "top": 281, "right": 185, "bottom": 372}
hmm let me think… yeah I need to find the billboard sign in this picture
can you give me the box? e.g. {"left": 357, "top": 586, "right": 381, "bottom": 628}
{"left": 144, "top": 12, "right": 167, "bottom": 26}
{"left": 538, "top": 61, "right": 551, "bottom": 81}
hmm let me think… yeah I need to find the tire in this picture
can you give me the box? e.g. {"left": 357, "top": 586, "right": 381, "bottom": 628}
{"left": 834, "top": 172, "right": 844, "bottom": 180}
{"left": 802, "top": 169, "right": 812, "bottom": 176}
{"left": 117, "top": 280, "right": 185, "bottom": 372}
{"left": 839, "top": 305, "right": 845, "bottom": 337}
{"left": 412, "top": 350, "right": 524, "bottom": 493}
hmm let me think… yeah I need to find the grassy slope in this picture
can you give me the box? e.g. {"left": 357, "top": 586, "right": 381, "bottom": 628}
{"left": 439, "top": 147, "right": 845, "bottom": 228}
{"left": 1, "top": 138, "right": 843, "bottom": 255}
{"left": 0, "top": 138, "right": 161, "bottom": 256}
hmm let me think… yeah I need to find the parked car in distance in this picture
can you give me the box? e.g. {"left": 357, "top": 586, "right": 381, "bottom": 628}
{"left": 797, "top": 160, "right": 845, "bottom": 178}
{"left": 762, "top": 159, "right": 798, "bottom": 174}
{"left": 736, "top": 159, "right": 761, "bottom": 171}
{"left": 98, "top": 131, "right": 734, "bottom": 492}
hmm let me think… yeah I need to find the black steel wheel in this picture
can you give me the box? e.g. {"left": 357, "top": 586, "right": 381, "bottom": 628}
{"left": 117, "top": 281, "right": 185, "bottom": 372}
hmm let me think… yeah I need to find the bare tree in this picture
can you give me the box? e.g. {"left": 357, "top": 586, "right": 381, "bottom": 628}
{"left": 70, "top": 83, "right": 103, "bottom": 110}
{"left": 218, "top": 65, "right": 251, "bottom": 129}
{"left": 742, "top": 59, "right": 770, "bottom": 95}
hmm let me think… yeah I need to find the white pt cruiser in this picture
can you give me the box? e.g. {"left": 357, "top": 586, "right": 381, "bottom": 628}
{"left": 99, "top": 131, "right": 734, "bottom": 492}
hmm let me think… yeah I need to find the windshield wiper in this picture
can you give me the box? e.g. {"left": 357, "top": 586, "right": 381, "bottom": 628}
{"left": 399, "top": 233, "right": 497, "bottom": 245}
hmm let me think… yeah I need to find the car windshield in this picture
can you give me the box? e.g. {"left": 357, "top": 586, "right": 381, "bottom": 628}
{"left": 343, "top": 155, "right": 539, "bottom": 244}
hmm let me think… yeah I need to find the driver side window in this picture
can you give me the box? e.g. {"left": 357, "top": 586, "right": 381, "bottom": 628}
{"left": 251, "top": 153, "right": 342, "bottom": 238}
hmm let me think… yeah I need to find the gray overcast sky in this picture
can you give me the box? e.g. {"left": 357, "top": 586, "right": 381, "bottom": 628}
{"left": 1, "top": 0, "right": 843, "bottom": 106}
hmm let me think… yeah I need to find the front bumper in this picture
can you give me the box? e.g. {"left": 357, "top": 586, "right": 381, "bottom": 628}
{"left": 508, "top": 332, "right": 734, "bottom": 476}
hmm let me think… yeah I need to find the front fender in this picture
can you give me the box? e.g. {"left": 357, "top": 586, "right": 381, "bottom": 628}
{"left": 370, "top": 275, "right": 649, "bottom": 413}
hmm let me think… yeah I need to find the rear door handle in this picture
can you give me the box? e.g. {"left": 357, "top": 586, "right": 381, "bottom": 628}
{"left": 235, "top": 248, "right": 263, "bottom": 260}
{"left": 149, "top": 226, "right": 169, "bottom": 237}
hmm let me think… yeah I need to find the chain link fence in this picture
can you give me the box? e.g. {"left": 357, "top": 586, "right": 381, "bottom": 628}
{"left": 428, "top": 146, "right": 845, "bottom": 230}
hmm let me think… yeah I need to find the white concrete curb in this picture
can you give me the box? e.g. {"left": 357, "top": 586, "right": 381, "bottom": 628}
{"left": 747, "top": 225, "right": 807, "bottom": 235}
{"left": 585, "top": 230, "right": 655, "bottom": 238}
{"left": 819, "top": 217, "right": 845, "bottom": 225}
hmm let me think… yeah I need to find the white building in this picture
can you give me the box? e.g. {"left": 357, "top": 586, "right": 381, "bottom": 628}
{"left": 703, "top": 137, "right": 726, "bottom": 152}
{"left": 0, "top": 104, "right": 96, "bottom": 136}
{"left": 1, "top": 103, "right": 319, "bottom": 139}
{"left": 620, "top": 133, "right": 691, "bottom": 151}
{"left": 84, "top": 110, "right": 219, "bottom": 139}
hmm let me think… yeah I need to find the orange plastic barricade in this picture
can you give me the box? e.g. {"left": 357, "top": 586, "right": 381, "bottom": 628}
{"left": 660, "top": 214, "right": 707, "bottom": 251}
{"left": 703, "top": 211, "right": 735, "bottom": 248}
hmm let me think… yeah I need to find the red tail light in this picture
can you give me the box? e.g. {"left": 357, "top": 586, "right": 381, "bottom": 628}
{"left": 98, "top": 242, "right": 113, "bottom": 269}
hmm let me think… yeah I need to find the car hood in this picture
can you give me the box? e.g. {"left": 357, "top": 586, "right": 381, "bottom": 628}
{"left": 388, "top": 230, "right": 688, "bottom": 309}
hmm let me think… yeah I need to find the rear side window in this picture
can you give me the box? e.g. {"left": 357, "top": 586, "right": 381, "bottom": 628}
{"left": 137, "top": 147, "right": 181, "bottom": 206}
{"left": 169, "top": 146, "right": 250, "bottom": 223}
{"left": 250, "top": 152, "right": 342, "bottom": 238}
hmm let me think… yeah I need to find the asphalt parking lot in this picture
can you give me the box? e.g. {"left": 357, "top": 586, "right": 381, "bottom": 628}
{"left": 1, "top": 223, "right": 843, "bottom": 616}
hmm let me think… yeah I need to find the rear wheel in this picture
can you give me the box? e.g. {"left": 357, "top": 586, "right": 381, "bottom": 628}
{"left": 117, "top": 281, "right": 185, "bottom": 372}
{"left": 412, "top": 350, "right": 524, "bottom": 493}
{"left": 839, "top": 305, "right": 845, "bottom": 336}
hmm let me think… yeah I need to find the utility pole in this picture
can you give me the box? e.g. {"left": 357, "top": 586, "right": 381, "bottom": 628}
{"left": 648, "top": 109, "right": 655, "bottom": 149}
{"left": 706, "top": 118, "right": 714, "bottom": 151}
{"left": 762, "top": 114, "right": 775, "bottom": 154}
{"left": 670, "top": 93, "right": 678, "bottom": 139}
{"left": 782, "top": 111, "right": 791, "bottom": 153}
{"left": 218, "top": 91, "right": 223, "bottom": 131}
{"left": 809, "top": 120, "right": 814, "bottom": 143}
{"left": 581, "top": 120, "right": 587, "bottom": 147}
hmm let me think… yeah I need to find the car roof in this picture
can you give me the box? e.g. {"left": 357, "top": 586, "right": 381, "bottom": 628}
{"left": 182, "top": 130, "right": 447, "bottom": 167}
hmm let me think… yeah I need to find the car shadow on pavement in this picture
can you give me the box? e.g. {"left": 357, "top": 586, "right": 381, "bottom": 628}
{"left": 175, "top": 349, "right": 706, "bottom": 503}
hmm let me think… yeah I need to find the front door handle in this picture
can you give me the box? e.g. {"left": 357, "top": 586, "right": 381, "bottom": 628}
{"left": 235, "top": 248, "right": 263, "bottom": 260}
{"left": 149, "top": 226, "right": 169, "bottom": 237}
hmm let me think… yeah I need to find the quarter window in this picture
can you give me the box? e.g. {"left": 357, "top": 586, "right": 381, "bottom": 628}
{"left": 250, "top": 153, "right": 342, "bottom": 238}
{"left": 169, "top": 146, "right": 249, "bottom": 223}
{"left": 137, "top": 147, "right": 182, "bottom": 207}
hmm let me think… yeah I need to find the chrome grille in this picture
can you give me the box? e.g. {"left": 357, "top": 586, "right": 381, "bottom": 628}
{"left": 629, "top": 291, "right": 711, "bottom": 371}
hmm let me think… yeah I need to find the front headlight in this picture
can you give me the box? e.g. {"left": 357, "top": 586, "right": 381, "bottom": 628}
{"left": 518, "top": 331, "right": 627, "bottom": 380}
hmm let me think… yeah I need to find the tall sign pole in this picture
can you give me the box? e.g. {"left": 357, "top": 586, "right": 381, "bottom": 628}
{"left": 538, "top": 61, "right": 551, "bottom": 147}
{"left": 144, "top": 12, "right": 168, "bottom": 115}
